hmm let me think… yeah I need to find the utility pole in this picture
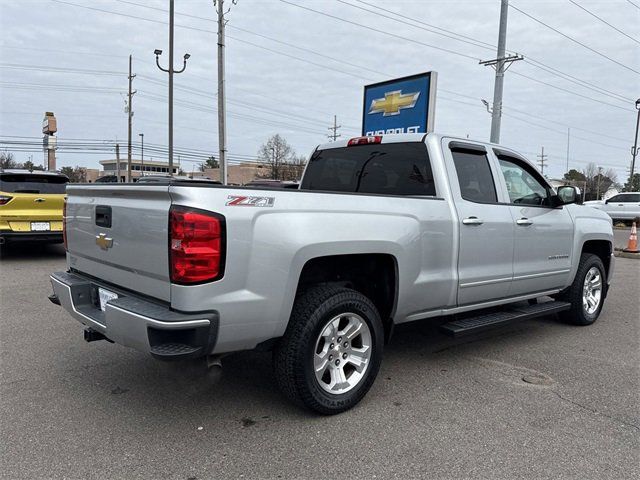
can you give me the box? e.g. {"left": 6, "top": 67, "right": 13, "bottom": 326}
{"left": 139, "top": 133, "right": 144, "bottom": 176}
{"left": 537, "top": 146, "right": 548, "bottom": 175}
{"left": 629, "top": 98, "right": 640, "bottom": 190}
{"left": 596, "top": 166, "right": 603, "bottom": 199}
{"left": 127, "top": 54, "right": 136, "bottom": 183}
{"left": 480, "top": 0, "right": 523, "bottom": 143}
{"left": 328, "top": 115, "right": 342, "bottom": 141}
{"left": 270, "top": 146, "right": 277, "bottom": 180}
{"left": 115, "top": 143, "right": 121, "bottom": 183}
{"left": 566, "top": 127, "right": 570, "bottom": 174}
{"left": 214, "top": 0, "right": 236, "bottom": 185}
{"left": 154, "top": 0, "right": 190, "bottom": 177}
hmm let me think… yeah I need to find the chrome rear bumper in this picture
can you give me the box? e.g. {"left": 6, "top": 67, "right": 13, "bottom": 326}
{"left": 50, "top": 271, "right": 219, "bottom": 360}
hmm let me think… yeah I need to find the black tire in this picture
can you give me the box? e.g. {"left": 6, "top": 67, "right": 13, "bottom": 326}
{"left": 273, "top": 286, "right": 384, "bottom": 415}
{"left": 557, "top": 253, "right": 607, "bottom": 326}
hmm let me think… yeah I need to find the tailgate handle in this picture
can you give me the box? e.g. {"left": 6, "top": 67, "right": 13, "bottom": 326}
{"left": 95, "top": 206, "right": 112, "bottom": 228}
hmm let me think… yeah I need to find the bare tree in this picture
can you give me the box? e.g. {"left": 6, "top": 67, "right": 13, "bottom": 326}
{"left": 257, "top": 134, "right": 306, "bottom": 181}
{"left": 0, "top": 152, "right": 17, "bottom": 169}
{"left": 581, "top": 163, "right": 618, "bottom": 200}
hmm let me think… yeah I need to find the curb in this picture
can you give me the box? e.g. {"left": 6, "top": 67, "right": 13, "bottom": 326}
{"left": 614, "top": 250, "right": 640, "bottom": 259}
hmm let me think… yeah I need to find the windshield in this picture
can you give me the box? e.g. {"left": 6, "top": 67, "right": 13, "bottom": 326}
{"left": 0, "top": 174, "right": 68, "bottom": 194}
{"left": 301, "top": 142, "right": 436, "bottom": 196}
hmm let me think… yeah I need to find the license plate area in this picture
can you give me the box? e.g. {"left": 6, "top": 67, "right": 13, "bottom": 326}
{"left": 98, "top": 287, "right": 119, "bottom": 312}
{"left": 31, "top": 222, "right": 50, "bottom": 231}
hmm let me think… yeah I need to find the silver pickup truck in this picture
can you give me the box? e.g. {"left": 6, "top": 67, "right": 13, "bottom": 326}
{"left": 50, "top": 133, "right": 614, "bottom": 414}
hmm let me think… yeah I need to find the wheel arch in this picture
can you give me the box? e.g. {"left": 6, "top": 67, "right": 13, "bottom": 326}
{"left": 580, "top": 239, "right": 613, "bottom": 279}
{"left": 294, "top": 253, "right": 398, "bottom": 342}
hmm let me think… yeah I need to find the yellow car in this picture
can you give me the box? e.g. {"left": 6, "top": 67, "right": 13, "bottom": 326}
{"left": 0, "top": 170, "right": 68, "bottom": 246}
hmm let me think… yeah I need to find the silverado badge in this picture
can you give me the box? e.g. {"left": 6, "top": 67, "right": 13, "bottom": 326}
{"left": 95, "top": 233, "right": 113, "bottom": 250}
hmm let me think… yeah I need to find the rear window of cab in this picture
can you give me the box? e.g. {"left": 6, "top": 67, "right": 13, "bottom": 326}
{"left": 300, "top": 142, "right": 436, "bottom": 196}
{"left": 0, "top": 174, "right": 68, "bottom": 194}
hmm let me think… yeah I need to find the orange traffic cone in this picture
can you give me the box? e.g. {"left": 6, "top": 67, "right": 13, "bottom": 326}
{"left": 623, "top": 222, "right": 639, "bottom": 253}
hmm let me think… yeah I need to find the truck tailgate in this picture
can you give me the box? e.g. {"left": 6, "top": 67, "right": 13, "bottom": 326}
{"left": 65, "top": 185, "right": 172, "bottom": 301}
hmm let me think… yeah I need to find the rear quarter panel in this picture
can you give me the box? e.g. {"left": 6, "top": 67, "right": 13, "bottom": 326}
{"left": 169, "top": 185, "right": 454, "bottom": 354}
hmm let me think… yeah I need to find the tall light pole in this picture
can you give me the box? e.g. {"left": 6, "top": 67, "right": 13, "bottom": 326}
{"left": 154, "top": 0, "right": 190, "bottom": 176}
{"left": 629, "top": 98, "right": 640, "bottom": 191}
{"left": 138, "top": 133, "right": 144, "bottom": 176}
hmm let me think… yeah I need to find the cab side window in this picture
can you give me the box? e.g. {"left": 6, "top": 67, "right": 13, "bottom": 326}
{"left": 609, "top": 194, "right": 639, "bottom": 203}
{"left": 451, "top": 148, "right": 497, "bottom": 203}
{"left": 497, "top": 156, "right": 551, "bottom": 206}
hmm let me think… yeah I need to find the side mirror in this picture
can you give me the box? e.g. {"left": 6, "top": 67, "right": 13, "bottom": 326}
{"left": 556, "top": 185, "right": 580, "bottom": 205}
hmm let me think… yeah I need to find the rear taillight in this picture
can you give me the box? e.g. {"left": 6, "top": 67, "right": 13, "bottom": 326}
{"left": 169, "top": 206, "right": 225, "bottom": 284}
{"left": 0, "top": 195, "right": 12, "bottom": 205}
{"left": 347, "top": 135, "right": 382, "bottom": 146}
{"left": 62, "top": 197, "right": 68, "bottom": 251}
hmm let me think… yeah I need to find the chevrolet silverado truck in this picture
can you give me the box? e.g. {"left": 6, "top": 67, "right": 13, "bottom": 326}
{"left": 50, "top": 133, "right": 614, "bottom": 414}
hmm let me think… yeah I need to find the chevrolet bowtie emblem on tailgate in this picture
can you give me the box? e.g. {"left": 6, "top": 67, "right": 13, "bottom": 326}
{"left": 95, "top": 233, "right": 113, "bottom": 250}
{"left": 369, "top": 90, "right": 420, "bottom": 116}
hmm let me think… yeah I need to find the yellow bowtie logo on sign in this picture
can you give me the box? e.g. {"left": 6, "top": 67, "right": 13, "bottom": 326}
{"left": 368, "top": 90, "right": 420, "bottom": 116}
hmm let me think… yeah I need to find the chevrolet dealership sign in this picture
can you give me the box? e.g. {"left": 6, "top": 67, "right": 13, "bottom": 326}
{"left": 362, "top": 72, "right": 437, "bottom": 136}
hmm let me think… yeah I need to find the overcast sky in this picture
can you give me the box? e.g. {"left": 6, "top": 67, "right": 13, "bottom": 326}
{"left": 1, "top": 0, "right": 638, "bottom": 181}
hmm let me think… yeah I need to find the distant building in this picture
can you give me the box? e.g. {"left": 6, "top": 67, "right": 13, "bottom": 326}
{"left": 190, "top": 164, "right": 265, "bottom": 185}
{"left": 98, "top": 158, "right": 179, "bottom": 182}
{"left": 85, "top": 168, "right": 100, "bottom": 183}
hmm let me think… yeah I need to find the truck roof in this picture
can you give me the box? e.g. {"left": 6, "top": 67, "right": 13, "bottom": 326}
{"left": 0, "top": 169, "right": 69, "bottom": 178}
{"left": 316, "top": 133, "right": 427, "bottom": 151}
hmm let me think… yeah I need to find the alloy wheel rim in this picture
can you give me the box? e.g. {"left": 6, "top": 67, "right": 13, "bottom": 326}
{"left": 582, "top": 267, "right": 602, "bottom": 315}
{"left": 313, "top": 313, "right": 372, "bottom": 395}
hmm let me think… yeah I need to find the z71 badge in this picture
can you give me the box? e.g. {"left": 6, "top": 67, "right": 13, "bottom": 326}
{"left": 226, "top": 195, "right": 275, "bottom": 207}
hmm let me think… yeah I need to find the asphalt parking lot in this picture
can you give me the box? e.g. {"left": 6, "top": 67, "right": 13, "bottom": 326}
{"left": 1, "top": 244, "right": 638, "bottom": 480}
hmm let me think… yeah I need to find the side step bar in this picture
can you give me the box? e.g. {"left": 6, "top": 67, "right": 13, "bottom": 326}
{"left": 440, "top": 301, "right": 571, "bottom": 337}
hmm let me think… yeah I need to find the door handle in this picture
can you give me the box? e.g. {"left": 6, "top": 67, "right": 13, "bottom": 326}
{"left": 516, "top": 218, "right": 533, "bottom": 226}
{"left": 462, "top": 216, "right": 484, "bottom": 226}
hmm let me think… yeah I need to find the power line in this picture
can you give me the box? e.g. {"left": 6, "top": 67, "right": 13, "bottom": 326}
{"left": 568, "top": 0, "right": 640, "bottom": 45}
{"left": 336, "top": 0, "right": 496, "bottom": 52}
{"left": 509, "top": 70, "right": 633, "bottom": 112}
{"left": 115, "top": 0, "right": 632, "bottom": 105}
{"left": 278, "top": 0, "right": 481, "bottom": 61}
{"left": 0, "top": 63, "right": 123, "bottom": 76}
{"left": 320, "top": 0, "right": 632, "bottom": 104}
{"left": 509, "top": 3, "right": 640, "bottom": 76}
{"left": 521, "top": 58, "right": 632, "bottom": 104}
{"left": 503, "top": 105, "right": 628, "bottom": 143}
{"left": 502, "top": 111, "right": 628, "bottom": 152}
{"left": 626, "top": 0, "right": 640, "bottom": 11}
{"left": 48, "top": 0, "right": 633, "bottom": 116}
{"left": 354, "top": 0, "right": 499, "bottom": 50}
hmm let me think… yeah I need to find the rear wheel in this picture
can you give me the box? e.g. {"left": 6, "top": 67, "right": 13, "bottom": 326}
{"left": 273, "top": 286, "right": 384, "bottom": 415}
{"left": 558, "top": 253, "right": 606, "bottom": 326}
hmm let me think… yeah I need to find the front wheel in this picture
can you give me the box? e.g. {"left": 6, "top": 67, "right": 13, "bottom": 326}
{"left": 558, "top": 253, "right": 607, "bottom": 326}
{"left": 273, "top": 286, "right": 384, "bottom": 415}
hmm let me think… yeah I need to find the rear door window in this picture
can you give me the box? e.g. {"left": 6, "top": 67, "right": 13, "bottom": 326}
{"left": 0, "top": 174, "right": 68, "bottom": 194}
{"left": 450, "top": 148, "right": 497, "bottom": 203}
{"left": 301, "top": 142, "right": 436, "bottom": 196}
{"left": 612, "top": 194, "right": 640, "bottom": 203}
